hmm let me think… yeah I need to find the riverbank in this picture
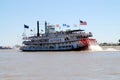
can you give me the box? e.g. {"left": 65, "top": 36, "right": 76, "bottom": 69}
{"left": 100, "top": 46, "right": 120, "bottom": 50}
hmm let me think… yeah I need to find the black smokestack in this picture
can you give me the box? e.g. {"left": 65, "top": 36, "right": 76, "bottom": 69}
{"left": 37, "top": 21, "right": 40, "bottom": 36}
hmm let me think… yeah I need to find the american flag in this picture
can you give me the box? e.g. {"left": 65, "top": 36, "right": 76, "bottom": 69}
{"left": 80, "top": 20, "right": 87, "bottom": 25}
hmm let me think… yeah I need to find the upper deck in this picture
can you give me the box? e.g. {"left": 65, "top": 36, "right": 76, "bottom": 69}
{"left": 23, "top": 29, "right": 92, "bottom": 40}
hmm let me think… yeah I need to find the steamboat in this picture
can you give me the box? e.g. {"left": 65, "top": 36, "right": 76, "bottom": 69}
{"left": 20, "top": 21, "right": 97, "bottom": 51}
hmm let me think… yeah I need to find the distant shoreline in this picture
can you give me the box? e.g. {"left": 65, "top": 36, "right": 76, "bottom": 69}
{"left": 0, "top": 46, "right": 12, "bottom": 49}
{"left": 100, "top": 46, "right": 120, "bottom": 50}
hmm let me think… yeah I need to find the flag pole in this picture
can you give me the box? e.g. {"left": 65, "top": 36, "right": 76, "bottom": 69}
{"left": 22, "top": 25, "right": 26, "bottom": 38}
{"left": 79, "top": 20, "right": 81, "bottom": 30}
{"left": 24, "top": 26, "right": 26, "bottom": 33}
{"left": 34, "top": 28, "right": 36, "bottom": 36}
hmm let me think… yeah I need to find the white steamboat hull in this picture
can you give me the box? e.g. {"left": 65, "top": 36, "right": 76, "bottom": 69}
{"left": 20, "top": 38, "right": 97, "bottom": 51}
{"left": 20, "top": 45, "right": 87, "bottom": 51}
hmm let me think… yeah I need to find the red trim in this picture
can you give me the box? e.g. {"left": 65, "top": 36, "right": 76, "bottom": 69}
{"left": 80, "top": 38, "right": 97, "bottom": 50}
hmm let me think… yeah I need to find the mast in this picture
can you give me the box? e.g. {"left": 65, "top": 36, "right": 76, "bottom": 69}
{"left": 37, "top": 21, "right": 40, "bottom": 36}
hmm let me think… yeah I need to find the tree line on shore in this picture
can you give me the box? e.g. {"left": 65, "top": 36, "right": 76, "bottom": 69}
{"left": 99, "top": 39, "right": 120, "bottom": 46}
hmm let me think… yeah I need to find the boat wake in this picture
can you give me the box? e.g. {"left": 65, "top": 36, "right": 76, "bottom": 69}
{"left": 88, "top": 45, "right": 119, "bottom": 52}
{"left": 89, "top": 45, "right": 103, "bottom": 51}
{"left": 103, "top": 48, "right": 119, "bottom": 51}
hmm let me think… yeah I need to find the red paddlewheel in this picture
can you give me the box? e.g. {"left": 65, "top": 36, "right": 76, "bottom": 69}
{"left": 80, "top": 38, "right": 97, "bottom": 50}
